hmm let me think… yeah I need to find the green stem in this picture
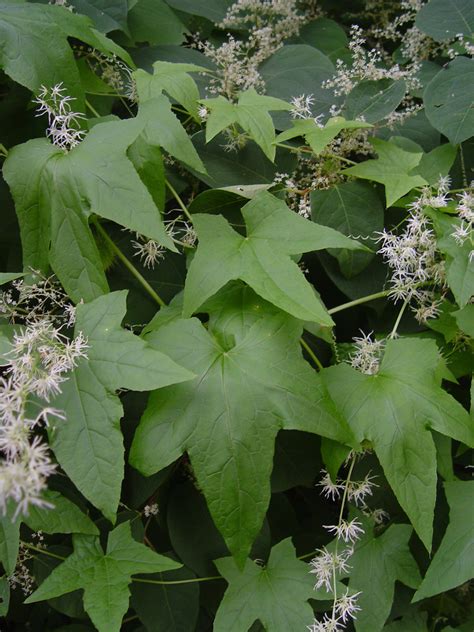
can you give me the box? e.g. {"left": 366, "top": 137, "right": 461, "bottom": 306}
{"left": 389, "top": 297, "right": 410, "bottom": 338}
{"left": 133, "top": 575, "right": 222, "bottom": 586}
{"left": 93, "top": 220, "right": 166, "bottom": 308}
{"left": 325, "top": 152, "right": 357, "bottom": 166}
{"left": 300, "top": 338, "right": 324, "bottom": 371}
{"left": 22, "top": 542, "right": 65, "bottom": 561}
{"left": 165, "top": 179, "right": 194, "bottom": 224}
{"left": 328, "top": 290, "right": 391, "bottom": 315}
{"left": 448, "top": 186, "right": 474, "bottom": 194}
{"left": 331, "top": 454, "right": 356, "bottom": 612}
{"left": 0, "top": 143, "right": 8, "bottom": 157}
{"left": 85, "top": 99, "right": 101, "bottom": 118}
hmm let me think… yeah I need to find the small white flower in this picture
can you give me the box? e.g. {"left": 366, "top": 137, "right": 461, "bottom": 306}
{"left": 317, "top": 470, "right": 344, "bottom": 501}
{"left": 323, "top": 519, "right": 365, "bottom": 543}
{"left": 334, "top": 590, "right": 362, "bottom": 623}
{"left": 132, "top": 238, "right": 166, "bottom": 269}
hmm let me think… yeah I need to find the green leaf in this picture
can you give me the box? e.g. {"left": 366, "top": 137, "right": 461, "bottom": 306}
{"left": 4, "top": 117, "right": 176, "bottom": 302}
{"left": 0, "top": 491, "right": 97, "bottom": 575}
{"left": 136, "top": 89, "right": 206, "bottom": 173}
{"left": 50, "top": 291, "right": 194, "bottom": 522}
{"left": 68, "top": 0, "right": 129, "bottom": 34}
{"left": 191, "top": 132, "right": 297, "bottom": 188}
{"left": 343, "top": 138, "right": 428, "bottom": 207}
{"left": 135, "top": 61, "right": 207, "bottom": 119}
{"left": 311, "top": 181, "right": 383, "bottom": 277}
{"left": 413, "top": 144, "right": 457, "bottom": 185}
{"left": 183, "top": 191, "right": 364, "bottom": 324}
{"left": 322, "top": 338, "right": 474, "bottom": 550}
{"left": 0, "top": 508, "right": 20, "bottom": 576}
{"left": 202, "top": 89, "right": 291, "bottom": 161}
{"left": 349, "top": 513, "right": 421, "bottom": 632}
{"left": 423, "top": 57, "right": 474, "bottom": 145}
{"left": 26, "top": 521, "right": 181, "bottom": 632}
{"left": 127, "top": 0, "right": 186, "bottom": 45}
{"left": 416, "top": 0, "right": 474, "bottom": 41}
{"left": 290, "top": 18, "right": 349, "bottom": 63}
{"left": 0, "top": 272, "right": 23, "bottom": 285}
{"left": 432, "top": 211, "right": 474, "bottom": 307}
{"left": 0, "top": 577, "right": 9, "bottom": 617}
{"left": 25, "top": 491, "right": 98, "bottom": 536}
{"left": 164, "top": 0, "right": 233, "bottom": 22}
{"left": 130, "top": 566, "right": 199, "bottom": 632}
{"left": 259, "top": 45, "right": 338, "bottom": 125}
{"left": 343, "top": 79, "right": 406, "bottom": 124}
{"left": 213, "top": 538, "right": 315, "bottom": 631}
{"left": 453, "top": 304, "right": 474, "bottom": 336}
{"left": 0, "top": 1, "right": 131, "bottom": 110}
{"left": 276, "top": 116, "right": 372, "bottom": 156}
{"left": 130, "top": 289, "right": 355, "bottom": 565}
{"left": 413, "top": 481, "right": 474, "bottom": 601}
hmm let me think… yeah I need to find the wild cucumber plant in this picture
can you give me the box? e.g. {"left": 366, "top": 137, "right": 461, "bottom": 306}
{"left": 0, "top": 0, "right": 473, "bottom": 630}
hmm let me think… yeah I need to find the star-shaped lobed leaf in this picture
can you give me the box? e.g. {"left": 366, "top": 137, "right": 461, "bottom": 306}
{"left": 322, "top": 338, "right": 474, "bottom": 550}
{"left": 348, "top": 512, "right": 421, "bottom": 632}
{"left": 26, "top": 521, "right": 180, "bottom": 632}
{"left": 413, "top": 481, "right": 474, "bottom": 602}
{"left": 343, "top": 138, "right": 428, "bottom": 207}
{"left": 202, "top": 89, "right": 291, "bottom": 161}
{"left": 276, "top": 116, "right": 372, "bottom": 156}
{"left": 50, "top": 291, "right": 194, "bottom": 522}
{"left": 183, "top": 190, "right": 365, "bottom": 325}
{"left": 130, "top": 287, "right": 355, "bottom": 565}
{"left": 4, "top": 117, "right": 177, "bottom": 303}
{"left": 213, "top": 538, "right": 315, "bottom": 632}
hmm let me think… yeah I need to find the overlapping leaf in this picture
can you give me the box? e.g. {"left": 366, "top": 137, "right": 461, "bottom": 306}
{"left": 202, "top": 89, "right": 291, "bottom": 161}
{"left": 0, "top": 492, "right": 98, "bottom": 576}
{"left": 135, "top": 61, "right": 207, "bottom": 119}
{"left": 183, "top": 191, "right": 365, "bottom": 324}
{"left": 413, "top": 481, "right": 474, "bottom": 601}
{"left": 26, "top": 521, "right": 180, "bottom": 632}
{"left": 0, "top": 1, "right": 132, "bottom": 110}
{"left": 348, "top": 512, "right": 421, "bottom": 632}
{"left": 4, "top": 117, "right": 177, "bottom": 302}
{"left": 49, "top": 291, "right": 193, "bottom": 522}
{"left": 130, "top": 288, "right": 355, "bottom": 564}
{"left": 275, "top": 116, "right": 371, "bottom": 156}
{"left": 322, "top": 338, "right": 474, "bottom": 550}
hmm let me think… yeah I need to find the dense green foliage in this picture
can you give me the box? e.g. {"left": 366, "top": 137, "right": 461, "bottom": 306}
{"left": 0, "top": 0, "right": 473, "bottom": 630}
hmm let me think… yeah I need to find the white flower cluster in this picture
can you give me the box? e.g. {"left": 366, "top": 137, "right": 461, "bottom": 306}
{"left": 131, "top": 237, "right": 166, "bottom": 269}
{"left": 318, "top": 470, "right": 378, "bottom": 507}
{"left": 34, "top": 83, "right": 86, "bottom": 151}
{"left": 452, "top": 189, "right": 474, "bottom": 262}
{"left": 376, "top": 184, "right": 449, "bottom": 323}
{"left": 79, "top": 49, "right": 137, "bottom": 102}
{"left": 307, "top": 465, "right": 377, "bottom": 631}
{"left": 143, "top": 503, "right": 159, "bottom": 517}
{"left": 0, "top": 272, "right": 76, "bottom": 327}
{"left": 323, "top": 25, "right": 421, "bottom": 97}
{"left": 0, "top": 322, "right": 87, "bottom": 517}
{"left": 349, "top": 331, "right": 385, "bottom": 375}
{"left": 198, "top": 0, "right": 310, "bottom": 98}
